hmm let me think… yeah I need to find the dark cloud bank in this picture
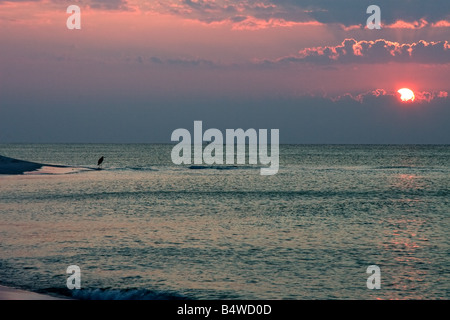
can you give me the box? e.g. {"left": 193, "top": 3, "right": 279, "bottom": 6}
{"left": 156, "top": 0, "right": 450, "bottom": 27}
{"left": 1, "top": 94, "right": 449, "bottom": 144}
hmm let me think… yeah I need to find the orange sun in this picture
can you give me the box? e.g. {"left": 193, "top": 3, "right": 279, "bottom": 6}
{"left": 398, "top": 88, "right": 415, "bottom": 102}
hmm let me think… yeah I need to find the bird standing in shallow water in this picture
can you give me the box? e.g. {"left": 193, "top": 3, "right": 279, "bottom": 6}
{"left": 97, "top": 156, "right": 104, "bottom": 168}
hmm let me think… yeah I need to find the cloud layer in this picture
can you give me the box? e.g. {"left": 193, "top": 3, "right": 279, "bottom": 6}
{"left": 2, "top": 0, "right": 449, "bottom": 30}
{"left": 330, "top": 89, "right": 449, "bottom": 103}
{"left": 269, "top": 39, "right": 450, "bottom": 65}
{"left": 148, "top": 0, "right": 450, "bottom": 30}
{"left": 0, "top": 0, "right": 131, "bottom": 11}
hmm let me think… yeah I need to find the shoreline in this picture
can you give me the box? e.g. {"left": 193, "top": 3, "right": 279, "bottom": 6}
{"left": 0, "top": 285, "right": 70, "bottom": 300}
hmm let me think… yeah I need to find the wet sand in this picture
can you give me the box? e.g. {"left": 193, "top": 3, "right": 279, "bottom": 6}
{"left": 0, "top": 285, "right": 69, "bottom": 300}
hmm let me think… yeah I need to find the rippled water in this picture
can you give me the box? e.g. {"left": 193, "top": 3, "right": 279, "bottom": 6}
{"left": 0, "top": 144, "right": 448, "bottom": 299}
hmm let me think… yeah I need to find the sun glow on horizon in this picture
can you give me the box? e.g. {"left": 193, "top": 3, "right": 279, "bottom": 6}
{"left": 398, "top": 88, "right": 415, "bottom": 102}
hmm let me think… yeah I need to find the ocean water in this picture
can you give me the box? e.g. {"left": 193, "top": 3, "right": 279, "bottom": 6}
{"left": 0, "top": 144, "right": 448, "bottom": 300}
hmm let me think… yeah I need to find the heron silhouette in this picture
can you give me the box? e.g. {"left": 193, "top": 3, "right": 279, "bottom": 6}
{"left": 97, "top": 156, "right": 104, "bottom": 168}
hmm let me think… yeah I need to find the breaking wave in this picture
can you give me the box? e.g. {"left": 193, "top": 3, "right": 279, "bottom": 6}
{"left": 69, "top": 288, "right": 190, "bottom": 300}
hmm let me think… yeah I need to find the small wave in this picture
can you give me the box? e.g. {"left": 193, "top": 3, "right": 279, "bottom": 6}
{"left": 69, "top": 288, "right": 189, "bottom": 300}
{"left": 188, "top": 165, "right": 258, "bottom": 171}
{"left": 373, "top": 166, "right": 429, "bottom": 170}
{"left": 109, "top": 167, "right": 158, "bottom": 172}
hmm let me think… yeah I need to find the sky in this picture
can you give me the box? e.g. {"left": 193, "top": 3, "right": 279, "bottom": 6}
{"left": 0, "top": 0, "right": 449, "bottom": 143}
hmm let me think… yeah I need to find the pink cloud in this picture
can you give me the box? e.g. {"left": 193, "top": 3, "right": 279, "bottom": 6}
{"left": 357, "top": 18, "right": 450, "bottom": 30}
{"left": 331, "top": 89, "right": 448, "bottom": 103}
{"left": 415, "top": 91, "right": 449, "bottom": 102}
{"left": 270, "top": 39, "right": 450, "bottom": 65}
{"left": 228, "top": 17, "right": 323, "bottom": 30}
{"left": 341, "top": 24, "right": 362, "bottom": 31}
{"left": 432, "top": 20, "right": 450, "bottom": 27}
{"left": 383, "top": 19, "right": 429, "bottom": 29}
